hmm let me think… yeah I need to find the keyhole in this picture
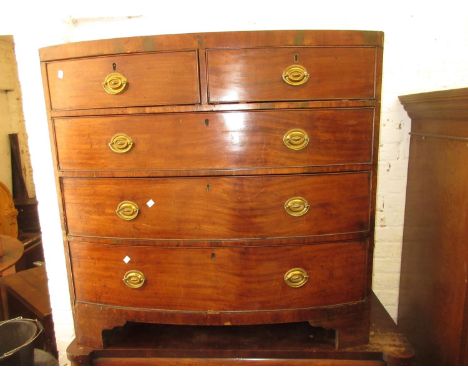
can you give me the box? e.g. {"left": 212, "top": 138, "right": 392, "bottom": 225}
{"left": 112, "top": 62, "right": 117, "bottom": 71}
{"left": 206, "top": 184, "right": 211, "bottom": 192}
{"left": 211, "top": 252, "right": 216, "bottom": 260}
{"left": 293, "top": 54, "right": 299, "bottom": 63}
{"left": 204, "top": 118, "right": 210, "bottom": 127}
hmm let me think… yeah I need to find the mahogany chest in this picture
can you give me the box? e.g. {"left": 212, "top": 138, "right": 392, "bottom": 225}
{"left": 39, "top": 30, "right": 383, "bottom": 349}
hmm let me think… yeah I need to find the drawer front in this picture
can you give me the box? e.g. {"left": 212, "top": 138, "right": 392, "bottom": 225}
{"left": 207, "top": 47, "right": 376, "bottom": 103}
{"left": 62, "top": 173, "right": 370, "bottom": 240}
{"left": 71, "top": 240, "right": 368, "bottom": 311}
{"left": 47, "top": 51, "right": 200, "bottom": 110}
{"left": 55, "top": 109, "right": 374, "bottom": 172}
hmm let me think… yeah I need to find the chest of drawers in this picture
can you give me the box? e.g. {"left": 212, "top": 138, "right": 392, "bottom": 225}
{"left": 40, "top": 30, "right": 383, "bottom": 349}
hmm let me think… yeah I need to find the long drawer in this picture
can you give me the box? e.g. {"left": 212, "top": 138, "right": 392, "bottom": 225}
{"left": 54, "top": 109, "right": 374, "bottom": 172}
{"left": 62, "top": 173, "right": 370, "bottom": 240}
{"left": 46, "top": 51, "right": 200, "bottom": 110}
{"left": 207, "top": 47, "right": 376, "bottom": 103}
{"left": 70, "top": 240, "right": 368, "bottom": 311}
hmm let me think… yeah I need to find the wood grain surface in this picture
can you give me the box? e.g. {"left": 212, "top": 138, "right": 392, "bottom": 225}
{"left": 54, "top": 109, "right": 374, "bottom": 172}
{"left": 398, "top": 88, "right": 468, "bottom": 365}
{"left": 71, "top": 239, "right": 367, "bottom": 311}
{"left": 40, "top": 30, "right": 384, "bottom": 62}
{"left": 62, "top": 173, "right": 371, "bottom": 240}
{"left": 207, "top": 47, "right": 376, "bottom": 103}
{"left": 46, "top": 51, "right": 200, "bottom": 110}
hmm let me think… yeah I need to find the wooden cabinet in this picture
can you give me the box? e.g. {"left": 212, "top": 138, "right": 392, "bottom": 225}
{"left": 398, "top": 88, "right": 468, "bottom": 365}
{"left": 39, "top": 30, "right": 383, "bottom": 351}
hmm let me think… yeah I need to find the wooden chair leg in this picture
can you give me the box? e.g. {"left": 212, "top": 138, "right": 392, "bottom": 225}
{"left": 0, "top": 284, "right": 9, "bottom": 320}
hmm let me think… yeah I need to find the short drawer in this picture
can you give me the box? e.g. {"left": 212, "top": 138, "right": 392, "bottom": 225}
{"left": 46, "top": 51, "right": 200, "bottom": 110}
{"left": 207, "top": 47, "right": 376, "bottom": 103}
{"left": 71, "top": 240, "right": 368, "bottom": 311}
{"left": 62, "top": 173, "right": 370, "bottom": 240}
{"left": 54, "top": 109, "right": 374, "bottom": 172}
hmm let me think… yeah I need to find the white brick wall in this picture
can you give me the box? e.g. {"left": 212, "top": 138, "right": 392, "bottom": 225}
{"left": 2, "top": 0, "right": 468, "bottom": 363}
{"left": 373, "top": 108, "right": 411, "bottom": 319}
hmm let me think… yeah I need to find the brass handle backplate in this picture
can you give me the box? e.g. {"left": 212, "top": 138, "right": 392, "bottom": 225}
{"left": 283, "top": 129, "right": 309, "bottom": 151}
{"left": 123, "top": 270, "right": 145, "bottom": 289}
{"left": 103, "top": 72, "right": 128, "bottom": 95}
{"left": 284, "top": 268, "right": 309, "bottom": 288}
{"left": 109, "top": 133, "right": 134, "bottom": 154}
{"left": 284, "top": 196, "right": 310, "bottom": 217}
{"left": 116, "top": 201, "right": 139, "bottom": 221}
{"left": 282, "top": 64, "right": 309, "bottom": 86}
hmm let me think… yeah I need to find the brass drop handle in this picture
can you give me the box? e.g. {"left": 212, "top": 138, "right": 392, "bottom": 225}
{"left": 116, "top": 201, "right": 139, "bottom": 221}
{"left": 282, "top": 64, "right": 309, "bottom": 86}
{"left": 108, "top": 133, "right": 134, "bottom": 154}
{"left": 283, "top": 129, "right": 309, "bottom": 151}
{"left": 123, "top": 270, "right": 146, "bottom": 289}
{"left": 284, "top": 196, "right": 309, "bottom": 217}
{"left": 284, "top": 268, "right": 309, "bottom": 288}
{"left": 102, "top": 71, "right": 128, "bottom": 95}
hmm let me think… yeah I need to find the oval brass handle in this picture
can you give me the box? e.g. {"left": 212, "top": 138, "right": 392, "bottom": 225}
{"left": 116, "top": 201, "right": 139, "bottom": 221}
{"left": 284, "top": 196, "right": 309, "bottom": 217}
{"left": 123, "top": 270, "right": 145, "bottom": 289}
{"left": 283, "top": 129, "right": 309, "bottom": 151}
{"left": 108, "top": 133, "right": 134, "bottom": 154}
{"left": 284, "top": 268, "right": 309, "bottom": 288}
{"left": 102, "top": 72, "right": 128, "bottom": 95}
{"left": 282, "top": 64, "right": 309, "bottom": 86}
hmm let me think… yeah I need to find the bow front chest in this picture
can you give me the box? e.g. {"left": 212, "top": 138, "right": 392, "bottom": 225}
{"left": 40, "top": 30, "right": 383, "bottom": 349}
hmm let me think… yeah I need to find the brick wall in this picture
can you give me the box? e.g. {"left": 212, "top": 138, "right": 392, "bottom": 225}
{"left": 373, "top": 110, "right": 411, "bottom": 319}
